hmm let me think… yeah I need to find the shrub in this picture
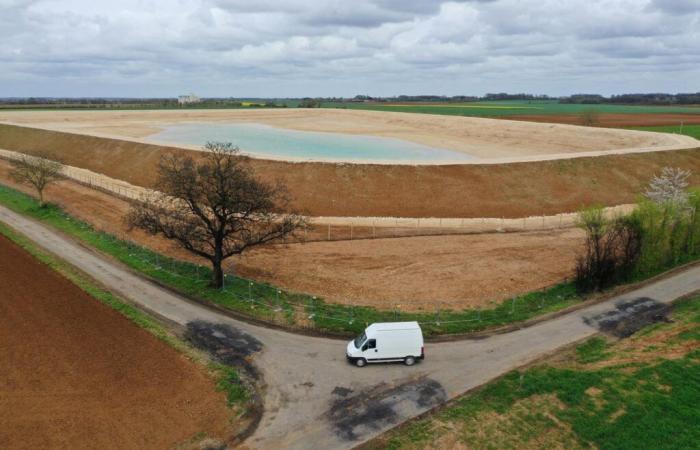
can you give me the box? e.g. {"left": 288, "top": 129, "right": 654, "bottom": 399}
{"left": 575, "top": 206, "right": 642, "bottom": 292}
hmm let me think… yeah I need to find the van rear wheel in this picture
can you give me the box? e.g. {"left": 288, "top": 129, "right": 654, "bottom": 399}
{"left": 355, "top": 358, "right": 367, "bottom": 367}
{"left": 404, "top": 356, "right": 416, "bottom": 366}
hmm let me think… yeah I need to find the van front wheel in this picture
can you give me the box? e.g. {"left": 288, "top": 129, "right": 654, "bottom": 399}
{"left": 404, "top": 356, "right": 416, "bottom": 366}
{"left": 355, "top": 358, "right": 367, "bottom": 367}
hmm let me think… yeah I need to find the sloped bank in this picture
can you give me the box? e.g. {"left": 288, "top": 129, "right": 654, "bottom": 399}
{"left": 0, "top": 123, "right": 699, "bottom": 218}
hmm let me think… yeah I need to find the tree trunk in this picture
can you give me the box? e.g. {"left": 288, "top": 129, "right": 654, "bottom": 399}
{"left": 211, "top": 258, "right": 224, "bottom": 288}
{"left": 211, "top": 236, "right": 225, "bottom": 288}
{"left": 38, "top": 188, "right": 44, "bottom": 207}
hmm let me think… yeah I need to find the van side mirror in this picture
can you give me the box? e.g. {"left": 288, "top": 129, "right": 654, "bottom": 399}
{"left": 361, "top": 344, "right": 368, "bottom": 351}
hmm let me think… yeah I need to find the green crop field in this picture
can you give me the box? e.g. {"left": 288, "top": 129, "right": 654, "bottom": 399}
{"left": 317, "top": 100, "right": 700, "bottom": 118}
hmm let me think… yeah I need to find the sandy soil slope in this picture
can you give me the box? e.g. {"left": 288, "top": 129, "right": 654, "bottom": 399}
{"left": 0, "top": 235, "right": 233, "bottom": 450}
{"left": 0, "top": 161, "right": 582, "bottom": 311}
{"left": 0, "top": 124, "right": 699, "bottom": 218}
{"left": 0, "top": 108, "right": 692, "bottom": 160}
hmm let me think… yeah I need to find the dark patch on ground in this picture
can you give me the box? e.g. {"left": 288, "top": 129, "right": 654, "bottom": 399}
{"left": 300, "top": 381, "right": 315, "bottom": 388}
{"left": 584, "top": 297, "right": 672, "bottom": 338}
{"left": 184, "top": 321, "right": 265, "bottom": 447}
{"left": 185, "top": 321, "right": 263, "bottom": 378}
{"left": 326, "top": 376, "right": 447, "bottom": 441}
{"left": 332, "top": 386, "right": 353, "bottom": 397}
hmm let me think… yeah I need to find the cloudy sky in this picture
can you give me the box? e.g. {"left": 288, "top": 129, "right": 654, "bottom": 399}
{"left": 1, "top": 0, "right": 699, "bottom": 98}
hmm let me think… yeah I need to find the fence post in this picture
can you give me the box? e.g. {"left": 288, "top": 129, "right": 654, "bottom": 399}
{"left": 327, "top": 224, "right": 331, "bottom": 241}
{"left": 511, "top": 297, "right": 516, "bottom": 315}
{"left": 350, "top": 224, "right": 353, "bottom": 240}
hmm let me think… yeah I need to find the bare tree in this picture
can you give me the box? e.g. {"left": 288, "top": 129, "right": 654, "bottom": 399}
{"left": 579, "top": 109, "right": 600, "bottom": 127}
{"left": 645, "top": 167, "right": 692, "bottom": 206}
{"left": 9, "top": 153, "right": 62, "bottom": 207}
{"left": 127, "top": 142, "right": 307, "bottom": 288}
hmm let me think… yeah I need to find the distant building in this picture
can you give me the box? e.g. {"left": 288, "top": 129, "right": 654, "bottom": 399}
{"left": 178, "top": 93, "right": 201, "bottom": 105}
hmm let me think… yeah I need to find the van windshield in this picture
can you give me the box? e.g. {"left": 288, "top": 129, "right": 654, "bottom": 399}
{"left": 353, "top": 332, "right": 366, "bottom": 349}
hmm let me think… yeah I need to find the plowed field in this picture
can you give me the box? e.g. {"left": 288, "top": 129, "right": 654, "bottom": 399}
{"left": 0, "top": 234, "right": 232, "bottom": 450}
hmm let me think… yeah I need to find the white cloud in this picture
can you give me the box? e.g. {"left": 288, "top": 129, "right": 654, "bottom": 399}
{"left": 0, "top": 0, "right": 698, "bottom": 96}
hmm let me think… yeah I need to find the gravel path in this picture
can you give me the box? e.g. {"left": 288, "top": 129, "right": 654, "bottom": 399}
{"left": 2, "top": 204, "right": 699, "bottom": 450}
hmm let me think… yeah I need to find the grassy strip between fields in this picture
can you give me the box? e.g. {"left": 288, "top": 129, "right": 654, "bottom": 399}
{"left": 369, "top": 295, "right": 700, "bottom": 450}
{"left": 0, "top": 221, "right": 250, "bottom": 409}
{"left": 628, "top": 124, "right": 700, "bottom": 140}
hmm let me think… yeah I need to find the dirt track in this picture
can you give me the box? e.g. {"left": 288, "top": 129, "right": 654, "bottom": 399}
{"left": 1, "top": 124, "right": 699, "bottom": 218}
{"left": 0, "top": 235, "right": 233, "bottom": 450}
{"left": 0, "top": 160, "right": 582, "bottom": 310}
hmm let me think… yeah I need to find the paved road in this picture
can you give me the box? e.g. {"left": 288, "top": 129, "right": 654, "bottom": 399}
{"left": 2, "top": 204, "right": 700, "bottom": 450}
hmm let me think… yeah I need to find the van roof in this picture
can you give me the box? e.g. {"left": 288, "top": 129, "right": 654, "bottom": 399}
{"left": 367, "top": 321, "right": 421, "bottom": 332}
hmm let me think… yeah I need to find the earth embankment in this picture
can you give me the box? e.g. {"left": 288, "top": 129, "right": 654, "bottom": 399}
{"left": 0, "top": 123, "right": 699, "bottom": 218}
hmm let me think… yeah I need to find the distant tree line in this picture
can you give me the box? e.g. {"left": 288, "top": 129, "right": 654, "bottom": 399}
{"left": 560, "top": 93, "right": 700, "bottom": 105}
{"left": 0, "top": 97, "right": 286, "bottom": 109}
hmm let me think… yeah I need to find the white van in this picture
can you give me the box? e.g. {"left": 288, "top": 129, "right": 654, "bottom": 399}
{"left": 346, "top": 322, "right": 424, "bottom": 367}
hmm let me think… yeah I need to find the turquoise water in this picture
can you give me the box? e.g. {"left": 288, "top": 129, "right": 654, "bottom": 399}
{"left": 147, "top": 122, "right": 474, "bottom": 163}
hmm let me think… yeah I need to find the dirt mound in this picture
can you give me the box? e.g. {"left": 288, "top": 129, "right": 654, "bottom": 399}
{"left": 1, "top": 124, "right": 699, "bottom": 218}
{"left": 0, "top": 235, "right": 233, "bottom": 450}
{"left": 0, "top": 108, "right": 682, "bottom": 158}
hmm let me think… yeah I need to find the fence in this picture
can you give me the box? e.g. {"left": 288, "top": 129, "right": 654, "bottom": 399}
{"left": 0, "top": 148, "right": 635, "bottom": 242}
{"left": 87, "top": 223, "right": 579, "bottom": 337}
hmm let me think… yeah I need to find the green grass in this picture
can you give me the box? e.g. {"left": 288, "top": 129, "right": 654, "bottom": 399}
{"left": 0, "top": 182, "right": 586, "bottom": 337}
{"left": 575, "top": 336, "right": 610, "bottom": 364}
{"left": 0, "top": 220, "right": 250, "bottom": 409}
{"left": 375, "top": 295, "right": 700, "bottom": 450}
{"left": 319, "top": 100, "right": 700, "bottom": 118}
{"left": 628, "top": 124, "right": 700, "bottom": 140}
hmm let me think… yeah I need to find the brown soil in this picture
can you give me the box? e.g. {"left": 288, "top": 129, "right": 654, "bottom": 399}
{"left": 1, "top": 124, "right": 699, "bottom": 218}
{"left": 0, "top": 235, "right": 233, "bottom": 450}
{"left": 0, "top": 160, "right": 582, "bottom": 311}
{"left": 504, "top": 113, "right": 700, "bottom": 128}
{"left": 236, "top": 229, "right": 582, "bottom": 311}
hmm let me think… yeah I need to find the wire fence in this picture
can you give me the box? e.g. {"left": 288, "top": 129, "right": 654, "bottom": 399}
{"left": 69, "top": 217, "right": 579, "bottom": 336}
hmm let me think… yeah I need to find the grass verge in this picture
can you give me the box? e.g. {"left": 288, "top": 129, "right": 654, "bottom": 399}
{"left": 366, "top": 295, "right": 700, "bottom": 450}
{"left": 0, "top": 220, "right": 251, "bottom": 411}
